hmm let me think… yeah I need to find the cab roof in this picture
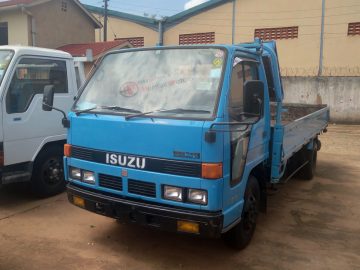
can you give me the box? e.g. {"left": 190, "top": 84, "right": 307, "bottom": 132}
{"left": 0, "top": 45, "right": 73, "bottom": 59}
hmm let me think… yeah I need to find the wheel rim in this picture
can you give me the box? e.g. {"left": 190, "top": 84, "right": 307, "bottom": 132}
{"left": 243, "top": 192, "right": 258, "bottom": 234}
{"left": 42, "top": 157, "right": 63, "bottom": 186}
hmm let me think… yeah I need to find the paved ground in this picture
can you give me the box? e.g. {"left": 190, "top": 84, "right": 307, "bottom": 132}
{"left": 0, "top": 125, "right": 359, "bottom": 270}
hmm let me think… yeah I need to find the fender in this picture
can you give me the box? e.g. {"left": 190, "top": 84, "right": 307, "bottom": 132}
{"left": 31, "top": 134, "right": 67, "bottom": 162}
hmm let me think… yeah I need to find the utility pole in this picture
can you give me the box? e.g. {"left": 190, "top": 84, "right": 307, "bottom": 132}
{"left": 232, "top": 0, "right": 236, "bottom": 44}
{"left": 104, "top": 0, "right": 109, "bottom": 42}
{"left": 318, "top": 0, "right": 325, "bottom": 76}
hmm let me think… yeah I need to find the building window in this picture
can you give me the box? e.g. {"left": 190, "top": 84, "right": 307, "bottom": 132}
{"left": 61, "top": 1, "right": 67, "bottom": 12}
{"left": 179, "top": 32, "right": 215, "bottom": 45}
{"left": 348, "top": 22, "right": 360, "bottom": 36}
{"left": 116, "top": 37, "right": 144, "bottom": 47}
{"left": 254, "top": 26, "right": 298, "bottom": 41}
{"left": 0, "top": 22, "right": 8, "bottom": 45}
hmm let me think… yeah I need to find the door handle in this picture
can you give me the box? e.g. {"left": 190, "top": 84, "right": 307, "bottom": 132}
{"left": 13, "top": 117, "right": 21, "bottom": 121}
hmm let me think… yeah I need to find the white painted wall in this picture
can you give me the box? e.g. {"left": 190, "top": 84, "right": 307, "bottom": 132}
{"left": 282, "top": 77, "right": 360, "bottom": 123}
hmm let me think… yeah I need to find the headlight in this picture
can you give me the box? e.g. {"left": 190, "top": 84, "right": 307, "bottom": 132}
{"left": 163, "top": 185, "right": 183, "bottom": 202}
{"left": 188, "top": 189, "right": 207, "bottom": 205}
{"left": 69, "top": 167, "right": 81, "bottom": 180}
{"left": 83, "top": 170, "right": 95, "bottom": 184}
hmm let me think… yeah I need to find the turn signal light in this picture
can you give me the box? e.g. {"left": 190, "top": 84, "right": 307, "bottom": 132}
{"left": 64, "top": 144, "right": 72, "bottom": 157}
{"left": 72, "top": 196, "right": 85, "bottom": 208}
{"left": 201, "top": 162, "right": 223, "bottom": 179}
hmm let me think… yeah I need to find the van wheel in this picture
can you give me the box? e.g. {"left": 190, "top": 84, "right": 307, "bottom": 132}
{"left": 297, "top": 143, "right": 317, "bottom": 180}
{"left": 31, "top": 145, "right": 65, "bottom": 197}
{"left": 223, "top": 176, "right": 260, "bottom": 250}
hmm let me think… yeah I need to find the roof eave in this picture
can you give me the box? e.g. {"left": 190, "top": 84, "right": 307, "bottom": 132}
{"left": 72, "top": 0, "right": 102, "bottom": 28}
{"left": 165, "top": 0, "right": 232, "bottom": 28}
{"left": 84, "top": 4, "right": 158, "bottom": 31}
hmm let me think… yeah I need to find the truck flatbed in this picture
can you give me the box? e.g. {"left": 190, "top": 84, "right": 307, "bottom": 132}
{"left": 271, "top": 103, "right": 329, "bottom": 161}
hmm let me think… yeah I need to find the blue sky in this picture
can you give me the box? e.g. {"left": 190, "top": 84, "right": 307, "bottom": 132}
{"left": 80, "top": 0, "right": 209, "bottom": 17}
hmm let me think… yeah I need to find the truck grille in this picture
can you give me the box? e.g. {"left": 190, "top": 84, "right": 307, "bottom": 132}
{"left": 128, "top": 179, "right": 156, "bottom": 197}
{"left": 72, "top": 147, "right": 93, "bottom": 161}
{"left": 70, "top": 146, "right": 201, "bottom": 178}
{"left": 98, "top": 174, "right": 123, "bottom": 191}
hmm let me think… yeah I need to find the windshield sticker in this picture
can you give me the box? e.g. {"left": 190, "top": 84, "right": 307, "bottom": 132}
{"left": 120, "top": 78, "right": 189, "bottom": 94}
{"left": 119, "top": 82, "right": 139, "bottom": 97}
{"left": 212, "top": 58, "right": 223, "bottom": 68}
{"left": 210, "top": 68, "right": 221, "bottom": 78}
{"left": 214, "top": 50, "right": 224, "bottom": 58}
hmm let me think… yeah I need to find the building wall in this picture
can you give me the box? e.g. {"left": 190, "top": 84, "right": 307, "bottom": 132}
{"left": 164, "top": 0, "right": 323, "bottom": 76}
{"left": 163, "top": 0, "right": 360, "bottom": 76}
{"left": 322, "top": 0, "right": 360, "bottom": 76}
{"left": 233, "top": 0, "right": 323, "bottom": 76}
{"left": 29, "top": 0, "right": 96, "bottom": 49}
{"left": 0, "top": 10, "right": 29, "bottom": 46}
{"left": 283, "top": 77, "right": 360, "bottom": 123}
{"left": 87, "top": 0, "right": 360, "bottom": 76}
{"left": 93, "top": 14, "right": 158, "bottom": 47}
{"left": 164, "top": 2, "right": 233, "bottom": 45}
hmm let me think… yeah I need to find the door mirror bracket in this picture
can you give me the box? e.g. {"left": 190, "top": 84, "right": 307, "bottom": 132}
{"left": 42, "top": 85, "right": 69, "bottom": 128}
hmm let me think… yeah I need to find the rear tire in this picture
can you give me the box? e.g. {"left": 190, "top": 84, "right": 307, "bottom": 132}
{"left": 223, "top": 175, "right": 260, "bottom": 250}
{"left": 31, "top": 145, "right": 66, "bottom": 198}
{"left": 297, "top": 142, "right": 318, "bottom": 180}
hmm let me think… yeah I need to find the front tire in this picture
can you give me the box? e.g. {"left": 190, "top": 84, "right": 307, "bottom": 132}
{"left": 223, "top": 175, "right": 260, "bottom": 250}
{"left": 31, "top": 145, "right": 66, "bottom": 197}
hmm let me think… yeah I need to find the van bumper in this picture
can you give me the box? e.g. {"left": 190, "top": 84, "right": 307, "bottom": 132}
{"left": 67, "top": 183, "right": 223, "bottom": 237}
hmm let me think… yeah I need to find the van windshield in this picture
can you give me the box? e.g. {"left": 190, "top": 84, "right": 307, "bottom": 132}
{"left": 0, "top": 50, "right": 14, "bottom": 84}
{"left": 74, "top": 48, "right": 226, "bottom": 119}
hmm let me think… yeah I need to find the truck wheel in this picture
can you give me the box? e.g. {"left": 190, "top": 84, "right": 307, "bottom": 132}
{"left": 31, "top": 145, "right": 66, "bottom": 197}
{"left": 297, "top": 143, "right": 318, "bottom": 180}
{"left": 223, "top": 175, "right": 260, "bottom": 250}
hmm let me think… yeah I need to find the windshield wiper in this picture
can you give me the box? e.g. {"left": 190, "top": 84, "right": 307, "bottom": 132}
{"left": 125, "top": 108, "right": 211, "bottom": 120}
{"left": 75, "top": 105, "right": 141, "bottom": 116}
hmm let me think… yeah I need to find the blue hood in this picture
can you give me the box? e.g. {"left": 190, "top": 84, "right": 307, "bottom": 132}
{"left": 68, "top": 113, "right": 207, "bottom": 162}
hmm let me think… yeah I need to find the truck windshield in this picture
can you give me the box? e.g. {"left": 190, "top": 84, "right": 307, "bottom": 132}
{"left": 74, "top": 48, "right": 226, "bottom": 119}
{"left": 0, "top": 50, "right": 14, "bottom": 84}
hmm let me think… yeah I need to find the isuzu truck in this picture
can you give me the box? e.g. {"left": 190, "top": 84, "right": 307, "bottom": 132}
{"left": 43, "top": 39, "right": 329, "bottom": 249}
{"left": 0, "top": 46, "right": 84, "bottom": 197}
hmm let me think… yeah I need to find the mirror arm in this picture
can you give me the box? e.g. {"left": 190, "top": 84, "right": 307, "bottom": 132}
{"left": 256, "top": 98, "right": 263, "bottom": 116}
{"left": 52, "top": 106, "right": 67, "bottom": 120}
{"left": 42, "top": 103, "right": 69, "bottom": 128}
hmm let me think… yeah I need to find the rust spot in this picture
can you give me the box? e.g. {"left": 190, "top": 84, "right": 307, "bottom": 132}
{"left": 316, "top": 94, "right": 322, "bottom": 104}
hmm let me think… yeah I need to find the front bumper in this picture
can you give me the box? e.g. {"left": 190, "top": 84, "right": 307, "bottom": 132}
{"left": 67, "top": 183, "right": 223, "bottom": 237}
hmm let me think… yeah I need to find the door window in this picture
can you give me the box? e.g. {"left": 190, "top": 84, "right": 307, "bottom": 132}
{"left": 6, "top": 58, "right": 67, "bottom": 114}
{"left": 228, "top": 58, "right": 258, "bottom": 186}
{"left": 228, "top": 59, "right": 258, "bottom": 122}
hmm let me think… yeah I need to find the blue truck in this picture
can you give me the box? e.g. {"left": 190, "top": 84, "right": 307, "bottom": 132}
{"left": 43, "top": 39, "right": 329, "bottom": 249}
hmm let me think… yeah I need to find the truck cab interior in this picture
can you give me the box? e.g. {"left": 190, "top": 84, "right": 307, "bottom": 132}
{"left": 5, "top": 61, "right": 67, "bottom": 114}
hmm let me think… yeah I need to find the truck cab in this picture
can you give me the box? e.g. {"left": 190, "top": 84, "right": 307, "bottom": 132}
{"left": 0, "top": 46, "right": 82, "bottom": 196}
{"left": 50, "top": 39, "right": 328, "bottom": 249}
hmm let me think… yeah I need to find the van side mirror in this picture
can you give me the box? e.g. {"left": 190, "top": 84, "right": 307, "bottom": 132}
{"left": 42, "top": 85, "right": 54, "bottom": 111}
{"left": 244, "top": 80, "right": 264, "bottom": 117}
{"left": 42, "top": 85, "right": 70, "bottom": 128}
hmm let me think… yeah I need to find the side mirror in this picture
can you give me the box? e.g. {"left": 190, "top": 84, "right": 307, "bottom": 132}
{"left": 43, "top": 85, "right": 54, "bottom": 111}
{"left": 244, "top": 80, "right": 264, "bottom": 117}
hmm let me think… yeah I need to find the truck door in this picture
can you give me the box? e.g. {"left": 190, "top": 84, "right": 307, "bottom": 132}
{"left": 2, "top": 57, "right": 72, "bottom": 166}
{"left": 222, "top": 56, "right": 268, "bottom": 227}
